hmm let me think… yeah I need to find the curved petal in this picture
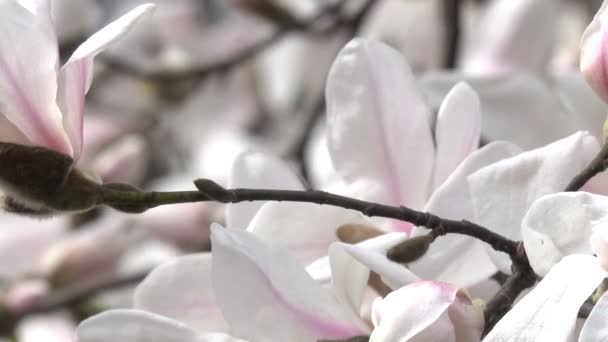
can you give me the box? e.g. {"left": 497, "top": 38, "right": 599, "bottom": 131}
{"left": 248, "top": 202, "right": 367, "bottom": 266}
{"left": 134, "top": 253, "right": 229, "bottom": 334}
{"left": 57, "top": 4, "right": 155, "bottom": 161}
{"left": 77, "top": 310, "right": 200, "bottom": 342}
{"left": 326, "top": 38, "right": 434, "bottom": 216}
{"left": 484, "top": 255, "right": 606, "bottom": 341}
{"left": 409, "top": 141, "right": 521, "bottom": 286}
{"left": 433, "top": 82, "right": 481, "bottom": 189}
{"left": 328, "top": 243, "right": 370, "bottom": 319}
{"left": 0, "top": 0, "right": 70, "bottom": 154}
{"left": 227, "top": 151, "right": 304, "bottom": 229}
{"left": 522, "top": 192, "right": 607, "bottom": 276}
{"left": 461, "top": 0, "right": 559, "bottom": 74}
{"left": 580, "top": 289, "right": 608, "bottom": 342}
{"left": 469, "top": 132, "right": 602, "bottom": 272}
{"left": 370, "top": 281, "right": 480, "bottom": 342}
{"left": 210, "top": 224, "right": 369, "bottom": 341}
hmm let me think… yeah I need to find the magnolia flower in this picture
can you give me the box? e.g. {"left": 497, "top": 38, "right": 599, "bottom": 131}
{"left": 484, "top": 255, "right": 607, "bottom": 341}
{"left": 581, "top": 0, "right": 608, "bottom": 102}
{"left": 0, "top": 0, "right": 154, "bottom": 160}
{"left": 77, "top": 224, "right": 483, "bottom": 342}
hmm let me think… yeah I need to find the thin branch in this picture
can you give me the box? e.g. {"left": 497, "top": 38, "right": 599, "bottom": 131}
{"left": 0, "top": 270, "right": 149, "bottom": 334}
{"left": 101, "top": 179, "right": 519, "bottom": 257}
{"left": 565, "top": 142, "right": 608, "bottom": 191}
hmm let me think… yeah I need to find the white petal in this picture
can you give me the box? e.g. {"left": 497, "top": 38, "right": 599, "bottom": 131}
{"left": 58, "top": 4, "right": 155, "bottom": 160}
{"left": 484, "top": 255, "right": 606, "bottom": 342}
{"left": 461, "top": 0, "right": 559, "bottom": 74}
{"left": 409, "top": 142, "right": 521, "bottom": 286}
{"left": 579, "top": 289, "right": 608, "bottom": 341}
{"left": 210, "top": 224, "right": 369, "bottom": 341}
{"left": 469, "top": 132, "right": 602, "bottom": 272}
{"left": 370, "top": 281, "right": 477, "bottom": 342}
{"left": 326, "top": 38, "right": 434, "bottom": 213}
{"left": 134, "top": 253, "right": 229, "bottom": 334}
{"left": 522, "top": 192, "right": 608, "bottom": 276}
{"left": 77, "top": 309, "right": 201, "bottom": 342}
{"left": 341, "top": 235, "right": 420, "bottom": 290}
{"left": 248, "top": 202, "right": 367, "bottom": 266}
{"left": 328, "top": 243, "right": 371, "bottom": 319}
{"left": 0, "top": 0, "right": 70, "bottom": 154}
{"left": 227, "top": 151, "right": 304, "bottom": 229}
{"left": 433, "top": 82, "right": 481, "bottom": 188}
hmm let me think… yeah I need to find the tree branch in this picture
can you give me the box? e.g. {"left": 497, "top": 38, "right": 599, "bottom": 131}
{"left": 565, "top": 142, "right": 608, "bottom": 191}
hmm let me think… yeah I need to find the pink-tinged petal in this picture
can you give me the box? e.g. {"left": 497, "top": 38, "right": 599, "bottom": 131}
{"left": 461, "top": 0, "right": 559, "bottom": 74}
{"left": 77, "top": 309, "right": 203, "bottom": 342}
{"left": 409, "top": 142, "right": 521, "bottom": 286}
{"left": 522, "top": 192, "right": 606, "bottom": 276}
{"left": 57, "top": 4, "right": 155, "bottom": 161}
{"left": 433, "top": 82, "right": 481, "bottom": 189}
{"left": 227, "top": 151, "right": 304, "bottom": 229}
{"left": 248, "top": 202, "right": 367, "bottom": 266}
{"left": 421, "top": 71, "right": 581, "bottom": 150}
{"left": 210, "top": 224, "right": 369, "bottom": 341}
{"left": 580, "top": 289, "right": 608, "bottom": 341}
{"left": 484, "top": 255, "right": 605, "bottom": 341}
{"left": 0, "top": 0, "right": 71, "bottom": 154}
{"left": 326, "top": 38, "right": 434, "bottom": 214}
{"left": 0, "top": 114, "right": 31, "bottom": 145}
{"left": 134, "top": 253, "right": 230, "bottom": 334}
{"left": 580, "top": 1, "right": 608, "bottom": 102}
{"left": 469, "top": 132, "right": 602, "bottom": 272}
{"left": 370, "top": 281, "right": 483, "bottom": 342}
{"left": 17, "top": 312, "right": 76, "bottom": 342}
{"left": 341, "top": 234, "right": 420, "bottom": 290}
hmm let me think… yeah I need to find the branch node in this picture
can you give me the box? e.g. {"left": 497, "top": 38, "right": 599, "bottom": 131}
{"left": 194, "top": 179, "right": 236, "bottom": 202}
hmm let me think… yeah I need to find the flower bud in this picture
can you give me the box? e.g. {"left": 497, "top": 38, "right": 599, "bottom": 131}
{"left": 581, "top": 1, "right": 608, "bottom": 102}
{"left": 0, "top": 143, "right": 103, "bottom": 215}
{"left": 386, "top": 234, "right": 434, "bottom": 263}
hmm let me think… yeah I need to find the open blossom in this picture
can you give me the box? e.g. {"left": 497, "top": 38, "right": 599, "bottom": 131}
{"left": 0, "top": 0, "right": 154, "bottom": 160}
{"left": 581, "top": 0, "right": 608, "bottom": 102}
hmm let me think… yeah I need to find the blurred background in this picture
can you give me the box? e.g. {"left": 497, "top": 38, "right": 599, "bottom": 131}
{"left": 0, "top": 0, "right": 606, "bottom": 339}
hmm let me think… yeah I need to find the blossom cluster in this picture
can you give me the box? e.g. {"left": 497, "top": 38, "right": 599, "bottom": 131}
{"left": 2, "top": 0, "right": 608, "bottom": 342}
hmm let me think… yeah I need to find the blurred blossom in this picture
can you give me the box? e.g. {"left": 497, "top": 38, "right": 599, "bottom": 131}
{"left": 581, "top": 0, "right": 608, "bottom": 102}
{"left": 460, "top": 0, "right": 559, "bottom": 75}
{"left": 4, "top": 278, "right": 50, "bottom": 314}
{"left": 37, "top": 215, "right": 143, "bottom": 286}
{"left": 91, "top": 134, "right": 148, "bottom": 185}
{"left": 0, "top": 1, "right": 154, "bottom": 159}
{"left": 17, "top": 312, "right": 76, "bottom": 342}
{"left": 51, "top": 0, "right": 101, "bottom": 43}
